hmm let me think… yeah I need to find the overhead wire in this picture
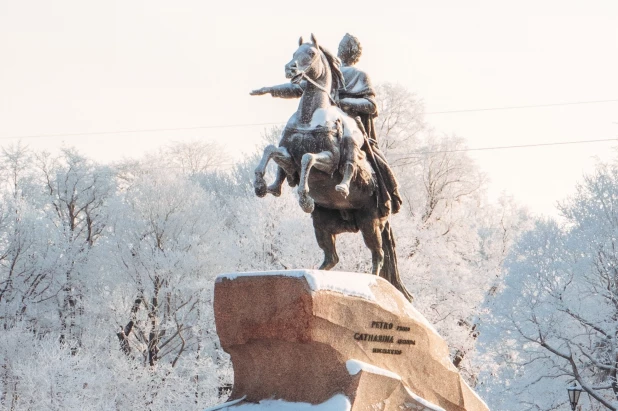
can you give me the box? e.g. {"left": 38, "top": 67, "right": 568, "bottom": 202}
{"left": 24, "top": 138, "right": 618, "bottom": 174}
{"left": 0, "top": 123, "right": 284, "bottom": 141}
{"left": 78, "top": 136, "right": 618, "bottom": 173}
{"left": 20, "top": 134, "right": 617, "bottom": 178}
{"left": 423, "top": 99, "right": 618, "bottom": 115}
{"left": 1, "top": 98, "right": 617, "bottom": 141}
{"left": 1, "top": 98, "right": 617, "bottom": 169}
{"left": 396, "top": 137, "right": 618, "bottom": 158}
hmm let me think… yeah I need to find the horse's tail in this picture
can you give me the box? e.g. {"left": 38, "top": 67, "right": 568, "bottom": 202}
{"left": 380, "top": 221, "right": 414, "bottom": 302}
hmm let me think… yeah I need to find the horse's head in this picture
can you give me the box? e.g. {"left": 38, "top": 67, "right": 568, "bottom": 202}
{"left": 285, "top": 34, "right": 325, "bottom": 84}
{"left": 285, "top": 34, "right": 344, "bottom": 92}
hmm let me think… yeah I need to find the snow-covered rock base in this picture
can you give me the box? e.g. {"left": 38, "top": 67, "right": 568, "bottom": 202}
{"left": 212, "top": 270, "right": 488, "bottom": 411}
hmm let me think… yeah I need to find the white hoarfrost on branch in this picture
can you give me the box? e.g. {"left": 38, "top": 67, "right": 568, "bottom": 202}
{"left": 479, "top": 162, "right": 618, "bottom": 410}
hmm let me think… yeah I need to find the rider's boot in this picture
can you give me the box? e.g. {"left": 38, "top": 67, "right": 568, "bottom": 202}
{"left": 335, "top": 136, "right": 356, "bottom": 198}
{"left": 336, "top": 162, "right": 354, "bottom": 198}
{"left": 267, "top": 166, "right": 286, "bottom": 197}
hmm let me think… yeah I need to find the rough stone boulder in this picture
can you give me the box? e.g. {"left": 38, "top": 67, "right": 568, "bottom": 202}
{"left": 213, "top": 270, "right": 489, "bottom": 411}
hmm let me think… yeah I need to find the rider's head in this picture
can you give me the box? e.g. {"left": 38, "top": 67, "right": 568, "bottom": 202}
{"left": 338, "top": 33, "right": 362, "bottom": 66}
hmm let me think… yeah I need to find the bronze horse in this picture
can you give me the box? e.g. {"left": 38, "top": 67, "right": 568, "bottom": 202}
{"left": 253, "top": 35, "right": 412, "bottom": 301}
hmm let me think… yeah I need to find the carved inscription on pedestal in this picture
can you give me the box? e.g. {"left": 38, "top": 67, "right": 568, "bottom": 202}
{"left": 353, "top": 321, "right": 415, "bottom": 355}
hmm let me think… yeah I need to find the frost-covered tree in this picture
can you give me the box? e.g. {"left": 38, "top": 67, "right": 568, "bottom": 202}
{"left": 162, "top": 140, "right": 231, "bottom": 175}
{"left": 374, "top": 82, "right": 425, "bottom": 160}
{"left": 101, "top": 149, "right": 235, "bottom": 403}
{"left": 0, "top": 146, "right": 114, "bottom": 341}
{"left": 36, "top": 148, "right": 115, "bottom": 350}
{"left": 0, "top": 145, "right": 224, "bottom": 410}
{"left": 480, "top": 162, "right": 618, "bottom": 410}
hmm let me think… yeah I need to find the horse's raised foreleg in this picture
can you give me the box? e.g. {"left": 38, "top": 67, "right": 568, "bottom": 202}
{"left": 358, "top": 214, "right": 386, "bottom": 275}
{"left": 270, "top": 148, "right": 297, "bottom": 195}
{"left": 254, "top": 144, "right": 277, "bottom": 197}
{"left": 254, "top": 145, "right": 294, "bottom": 198}
{"left": 298, "top": 151, "right": 335, "bottom": 213}
{"left": 267, "top": 167, "right": 286, "bottom": 197}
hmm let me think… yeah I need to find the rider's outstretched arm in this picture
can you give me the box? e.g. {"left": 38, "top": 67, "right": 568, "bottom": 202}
{"left": 250, "top": 83, "right": 303, "bottom": 99}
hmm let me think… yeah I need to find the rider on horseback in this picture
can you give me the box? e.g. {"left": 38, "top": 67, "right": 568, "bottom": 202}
{"left": 251, "top": 33, "right": 402, "bottom": 217}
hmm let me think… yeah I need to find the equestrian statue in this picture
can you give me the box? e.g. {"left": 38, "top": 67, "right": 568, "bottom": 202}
{"left": 251, "top": 33, "right": 412, "bottom": 301}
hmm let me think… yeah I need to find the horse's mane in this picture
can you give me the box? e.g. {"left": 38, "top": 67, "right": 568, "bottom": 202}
{"left": 318, "top": 45, "right": 345, "bottom": 94}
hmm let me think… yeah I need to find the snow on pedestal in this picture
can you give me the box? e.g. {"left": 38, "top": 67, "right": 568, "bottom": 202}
{"left": 212, "top": 270, "right": 489, "bottom": 411}
{"left": 204, "top": 394, "right": 352, "bottom": 411}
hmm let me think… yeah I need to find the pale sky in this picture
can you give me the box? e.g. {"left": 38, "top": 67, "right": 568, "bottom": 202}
{"left": 1, "top": 0, "right": 617, "bottom": 217}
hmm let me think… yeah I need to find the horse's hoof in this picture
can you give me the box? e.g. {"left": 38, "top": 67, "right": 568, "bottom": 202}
{"left": 267, "top": 184, "right": 282, "bottom": 197}
{"left": 287, "top": 174, "right": 299, "bottom": 188}
{"left": 319, "top": 256, "right": 339, "bottom": 270}
{"left": 335, "top": 183, "right": 350, "bottom": 198}
{"left": 254, "top": 180, "right": 267, "bottom": 198}
{"left": 299, "top": 193, "right": 315, "bottom": 213}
